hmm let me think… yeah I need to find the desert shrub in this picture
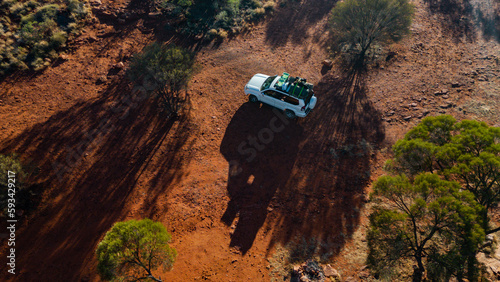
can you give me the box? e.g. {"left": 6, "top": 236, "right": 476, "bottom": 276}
{"left": 96, "top": 219, "right": 177, "bottom": 281}
{"left": 0, "top": 0, "right": 88, "bottom": 77}
{"left": 329, "top": 0, "right": 414, "bottom": 67}
{"left": 128, "top": 42, "right": 195, "bottom": 117}
{"left": 0, "top": 154, "right": 27, "bottom": 216}
{"left": 159, "top": 0, "right": 278, "bottom": 39}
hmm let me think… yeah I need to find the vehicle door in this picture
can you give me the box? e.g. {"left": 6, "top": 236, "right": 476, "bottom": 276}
{"left": 276, "top": 93, "right": 300, "bottom": 111}
{"left": 261, "top": 90, "right": 282, "bottom": 107}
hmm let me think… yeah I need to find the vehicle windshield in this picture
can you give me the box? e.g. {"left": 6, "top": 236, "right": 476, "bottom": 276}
{"left": 261, "top": 75, "right": 277, "bottom": 91}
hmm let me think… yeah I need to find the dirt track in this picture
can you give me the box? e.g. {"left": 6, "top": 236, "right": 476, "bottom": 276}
{"left": 0, "top": 0, "right": 499, "bottom": 281}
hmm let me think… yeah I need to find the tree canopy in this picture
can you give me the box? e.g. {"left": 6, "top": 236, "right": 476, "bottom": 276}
{"left": 128, "top": 43, "right": 195, "bottom": 117}
{"left": 329, "top": 0, "right": 414, "bottom": 66}
{"left": 370, "top": 115, "right": 500, "bottom": 280}
{"left": 96, "top": 218, "right": 177, "bottom": 281}
{"left": 369, "top": 173, "right": 484, "bottom": 281}
{"left": 387, "top": 115, "right": 500, "bottom": 232}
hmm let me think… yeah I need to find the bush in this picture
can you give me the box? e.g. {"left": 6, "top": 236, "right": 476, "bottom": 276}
{"left": 330, "top": 0, "right": 414, "bottom": 67}
{"left": 128, "top": 43, "right": 195, "bottom": 117}
{"left": 160, "top": 0, "right": 278, "bottom": 39}
{"left": 96, "top": 219, "right": 177, "bottom": 281}
{"left": 0, "top": 154, "right": 27, "bottom": 216}
{"left": 0, "top": 0, "right": 88, "bottom": 77}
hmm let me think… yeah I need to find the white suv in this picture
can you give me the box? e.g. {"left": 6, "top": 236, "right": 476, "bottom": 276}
{"left": 244, "top": 72, "right": 317, "bottom": 118}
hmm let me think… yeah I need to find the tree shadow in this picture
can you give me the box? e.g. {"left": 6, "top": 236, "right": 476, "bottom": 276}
{"left": 220, "top": 103, "right": 304, "bottom": 254}
{"left": 265, "top": 0, "right": 336, "bottom": 48}
{"left": 424, "top": 0, "right": 500, "bottom": 42}
{"left": 0, "top": 76, "right": 194, "bottom": 281}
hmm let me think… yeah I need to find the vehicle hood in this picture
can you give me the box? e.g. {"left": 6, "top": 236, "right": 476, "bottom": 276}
{"left": 245, "top": 73, "right": 269, "bottom": 91}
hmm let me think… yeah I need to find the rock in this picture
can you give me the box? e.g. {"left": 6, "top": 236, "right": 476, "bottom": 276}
{"left": 148, "top": 12, "right": 162, "bottom": 19}
{"left": 87, "top": 35, "right": 98, "bottom": 43}
{"left": 403, "top": 115, "right": 412, "bottom": 121}
{"left": 322, "top": 59, "right": 333, "bottom": 68}
{"left": 322, "top": 264, "right": 340, "bottom": 279}
{"left": 387, "top": 110, "right": 395, "bottom": 116}
{"left": 442, "top": 95, "right": 449, "bottom": 99}
{"left": 114, "top": 62, "right": 125, "bottom": 69}
{"left": 293, "top": 265, "right": 301, "bottom": 273}
{"left": 59, "top": 54, "right": 69, "bottom": 61}
{"left": 97, "top": 75, "right": 107, "bottom": 84}
{"left": 410, "top": 102, "right": 417, "bottom": 107}
{"left": 452, "top": 82, "right": 461, "bottom": 88}
{"left": 434, "top": 89, "right": 449, "bottom": 96}
{"left": 440, "top": 103, "right": 452, "bottom": 109}
{"left": 90, "top": 0, "right": 101, "bottom": 6}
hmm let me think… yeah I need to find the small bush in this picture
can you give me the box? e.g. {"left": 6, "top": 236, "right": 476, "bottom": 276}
{"left": 0, "top": 0, "right": 89, "bottom": 77}
{"left": 0, "top": 154, "right": 27, "bottom": 216}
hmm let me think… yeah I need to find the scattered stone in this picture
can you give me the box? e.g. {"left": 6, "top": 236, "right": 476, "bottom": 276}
{"left": 267, "top": 206, "right": 273, "bottom": 212}
{"left": 322, "top": 59, "right": 333, "bottom": 68}
{"left": 434, "top": 89, "right": 448, "bottom": 96}
{"left": 231, "top": 259, "right": 238, "bottom": 263}
{"left": 442, "top": 95, "right": 449, "bottom": 99}
{"left": 410, "top": 102, "right": 417, "bottom": 107}
{"left": 403, "top": 115, "right": 412, "bottom": 121}
{"left": 440, "top": 103, "right": 452, "bottom": 109}
{"left": 114, "top": 62, "right": 125, "bottom": 69}
{"left": 90, "top": 0, "right": 101, "bottom": 6}
{"left": 452, "top": 82, "right": 461, "bottom": 88}
{"left": 87, "top": 35, "right": 98, "bottom": 43}
{"left": 387, "top": 110, "right": 395, "bottom": 116}
{"left": 59, "top": 54, "right": 69, "bottom": 61}
{"left": 322, "top": 264, "right": 340, "bottom": 279}
{"left": 96, "top": 75, "right": 107, "bottom": 84}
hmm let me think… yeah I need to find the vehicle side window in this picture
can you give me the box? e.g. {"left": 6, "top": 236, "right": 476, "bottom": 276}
{"left": 283, "top": 95, "right": 299, "bottom": 105}
{"left": 264, "top": 90, "right": 281, "bottom": 99}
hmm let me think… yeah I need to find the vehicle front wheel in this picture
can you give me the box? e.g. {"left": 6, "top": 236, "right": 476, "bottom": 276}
{"left": 249, "top": 95, "right": 258, "bottom": 103}
{"left": 284, "top": 110, "right": 296, "bottom": 119}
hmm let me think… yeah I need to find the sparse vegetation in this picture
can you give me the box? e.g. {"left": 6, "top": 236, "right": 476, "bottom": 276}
{"left": 0, "top": 0, "right": 88, "bottom": 77}
{"left": 0, "top": 154, "right": 26, "bottom": 216}
{"left": 329, "top": 0, "right": 414, "bottom": 67}
{"left": 96, "top": 218, "right": 177, "bottom": 281}
{"left": 158, "top": 0, "right": 278, "bottom": 38}
{"left": 128, "top": 42, "right": 195, "bottom": 117}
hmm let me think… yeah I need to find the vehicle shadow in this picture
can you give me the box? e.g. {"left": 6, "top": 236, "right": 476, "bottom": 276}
{"left": 266, "top": 68, "right": 385, "bottom": 259}
{"left": 0, "top": 78, "right": 194, "bottom": 281}
{"left": 220, "top": 67, "right": 385, "bottom": 258}
{"left": 265, "top": 0, "right": 336, "bottom": 48}
{"left": 220, "top": 103, "right": 304, "bottom": 254}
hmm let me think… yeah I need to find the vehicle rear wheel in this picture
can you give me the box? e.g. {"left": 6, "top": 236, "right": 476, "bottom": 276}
{"left": 249, "top": 95, "right": 258, "bottom": 103}
{"left": 284, "top": 110, "right": 296, "bottom": 119}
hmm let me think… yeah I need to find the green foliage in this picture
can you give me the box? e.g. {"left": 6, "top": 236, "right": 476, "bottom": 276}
{"left": 96, "top": 218, "right": 177, "bottom": 281}
{"left": 159, "top": 0, "right": 277, "bottom": 38}
{"left": 0, "top": 154, "right": 26, "bottom": 216}
{"left": 390, "top": 115, "right": 500, "bottom": 213}
{"left": 0, "top": 0, "right": 88, "bottom": 77}
{"left": 369, "top": 173, "right": 485, "bottom": 280}
{"left": 128, "top": 43, "right": 195, "bottom": 116}
{"left": 329, "top": 0, "right": 414, "bottom": 66}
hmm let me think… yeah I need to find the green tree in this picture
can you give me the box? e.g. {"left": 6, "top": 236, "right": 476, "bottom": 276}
{"left": 96, "top": 218, "right": 177, "bottom": 281}
{"left": 128, "top": 43, "right": 195, "bottom": 117}
{"left": 388, "top": 115, "right": 500, "bottom": 234}
{"left": 329, "top": 0, "right": 414, "bottom": 66}
{"left": 368, "top": 173, "right": 484, "bottom": 281}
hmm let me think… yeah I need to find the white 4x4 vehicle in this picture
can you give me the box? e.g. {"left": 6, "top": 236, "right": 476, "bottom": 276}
{"left": 244, "top": 72, "right": 317, "bottom": 118}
